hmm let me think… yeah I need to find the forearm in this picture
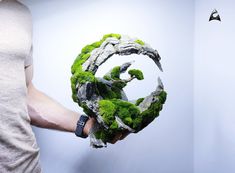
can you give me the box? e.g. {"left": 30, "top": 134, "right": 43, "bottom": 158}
{"left": 27, "top": 82, "right": 79, "bottom": 132}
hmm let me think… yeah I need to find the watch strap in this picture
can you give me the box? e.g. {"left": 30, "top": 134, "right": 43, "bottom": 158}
{"left": 75, "top": 114, "right": 89, "bottom": 138}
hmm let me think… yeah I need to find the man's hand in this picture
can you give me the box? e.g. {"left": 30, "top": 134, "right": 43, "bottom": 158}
{"left": 83, "top": 118, "right": 96, "bottom": 136}
{"left": 83, "top": 118, "right": 130, "bottom": 144}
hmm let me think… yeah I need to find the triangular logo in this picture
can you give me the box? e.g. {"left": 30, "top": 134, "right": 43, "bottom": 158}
{"left": 209, "top": 9, "right": 221, "bottom": 22}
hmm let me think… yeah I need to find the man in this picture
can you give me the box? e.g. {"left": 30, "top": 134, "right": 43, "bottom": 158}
{"left": 0, "top": 0, "right": 126, "bottom": 172}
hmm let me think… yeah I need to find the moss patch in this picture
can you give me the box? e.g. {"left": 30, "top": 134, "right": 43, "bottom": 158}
{"left": 95, "top": 98, "right": 141, "bottom": 142}
{"left": 102, "top": 33, "right": 121, "bottom": 40}
{"left": 135, "top": 97, "right": 144, "bottom": 106}
{"left": 95, "top": 81, "right": 122, "bottom": 100}
{"left": 103, "top": 75, "right": 112, "bottom": 81}
{"left": 99, "top": 100, "right": 116, "bottom": 126}
{"left": 70, "top": 70, "right": 96, "bottom": 102}
{"left": 135, "top": 39, "right": 145, "bottom": 46}
{"left": 139, "top": 91, "right": 167, "bottom": 130}
{"left": 70, "top": 33, "right": 122, "bottom": 103}
{"left": 128, "top": 69, "right": 144, "bottom": 80}
{"left": 110, "top": 66, "right": 121, "bottom": 80}
{"left": 95, "top": 91, "right": 167, "bottom": 141}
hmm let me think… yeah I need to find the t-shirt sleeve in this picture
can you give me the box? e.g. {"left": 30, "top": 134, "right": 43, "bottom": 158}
{"left": 24, "top": 46, "right": 33, "bottom": 67}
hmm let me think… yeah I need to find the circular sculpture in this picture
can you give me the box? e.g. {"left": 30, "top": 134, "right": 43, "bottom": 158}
{"left": 70, "top": 33, "right": 167, "bottom": 148}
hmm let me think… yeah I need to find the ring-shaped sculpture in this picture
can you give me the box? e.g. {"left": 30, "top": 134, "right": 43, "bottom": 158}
{"left": 71, "top": 33, "right": 167, "bottom": 148}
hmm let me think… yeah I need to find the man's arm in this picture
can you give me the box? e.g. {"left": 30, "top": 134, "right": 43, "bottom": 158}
{"left": 25, "top": 65, "right": 127, "bottom": 142}
{"left": 25, "top": 65, "right": 94, "bottom": 135}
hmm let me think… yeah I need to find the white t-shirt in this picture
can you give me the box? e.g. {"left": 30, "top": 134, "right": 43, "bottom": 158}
{"left": 0, "top": 0, "right": 41, "bottom": 172}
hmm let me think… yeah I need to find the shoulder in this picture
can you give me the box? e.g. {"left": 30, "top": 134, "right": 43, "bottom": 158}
{"left": 16, "top": 0, "right": 32, "bottom": 15}
{"left": 0, "top": 0, "right": 33, "bottom": 26}
{"left": 14, "top": 1, "right": 33, "bottom": 27}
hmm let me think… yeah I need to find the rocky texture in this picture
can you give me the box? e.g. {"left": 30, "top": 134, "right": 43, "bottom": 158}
{"left": 70, "top": 34, "right": 167, "bottom": 148}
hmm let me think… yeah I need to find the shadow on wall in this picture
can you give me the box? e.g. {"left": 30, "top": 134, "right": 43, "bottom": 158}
{"left": 72, "top": 144, "right": 143, "bottom": 173}
{"left": 73, "top": 150, "right": 117, "bottom": 173}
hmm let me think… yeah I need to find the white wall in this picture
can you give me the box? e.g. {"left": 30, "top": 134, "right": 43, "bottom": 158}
{"left": 21, "top": 0, "right": 194, "bottom": 173}
{"left": 194, "top": 0, "right": 235, "bottom": 173}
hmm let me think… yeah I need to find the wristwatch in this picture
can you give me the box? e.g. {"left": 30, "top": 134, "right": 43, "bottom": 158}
{"left": 75, "top": 114, "right": 89, "bottom": 138}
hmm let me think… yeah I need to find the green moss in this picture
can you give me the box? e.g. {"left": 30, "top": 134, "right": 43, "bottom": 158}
{"left": 96, "top": 81, "right": 122, "bottom": 100}
{"left": 135, "top": 97, "right": 144, "bottom": 106}
{"left": 94, "top": 130, "right": 102, "bottom": 139}
{"left": 159, "top": 91, "right": 167, "bottom": 104}
{"left": 94, "top": 123, "right": 123, "bottom": 142}
{"left": 81, "top": 103, "right": 96, "bottom": 117}
{"left": 99, "top": 100, "right": 116, "bottom": 126}
{"left": 110, "top": 121, "right": 118, "bottom": 129}
{"left": 91, "top": 41, "right": 102, "bottom": 48}
{"left": 110, "top": 66, "right": 121, "bottom": 80}
{"left": 111, "top": 99, "right": 140, "bottom": 128}
{"left": 132, "top": 116, "right": 142, "bottom": 130}
{"left": 102, "top": 129, "right": 120, "bottom": 142}
{"left": 71, "top": 33, "right": 123, "bottom": 103}
{"left": 71, "top": 33, "right": 122, "bottom": 76}
{"left": 104, "top": 65, "right": 127, "bottom": 89}
{"left": 99, "top": 131, "right": 107, "bottom": 141}
{"left": 139, "top": 91, "right": 167, "bottom": 130}
{"left": 140, "top": 102, "right": 161, "bottom": 129}
{"left": 98, "top": 98, "right": 141, "bottom": 130}
{"left": 110, "top": 86, "right": 123, "bottom": 98}
{"left": 102, "top": 33, "right": 121, "bottom": 41}
{"left": 128, "top": 69, "right": 144, "bottom": 80}
{"left": 112, "top": 81, "right": 127, "bottom": 89}
{"left": 95, "top": 130, "right": 109, "bottom": 141}
{"left": 71, "top": 85, "right": 78, "bottom": 102}
{"left": 70, "top": 70, "right": 96, "bottom": 102}
{"left": 71, "top": 53, "right": 91, "bottom": 74}
{"left": 135, "top": 39, "right": 145, "bottom": 46}
{"left": 80, "top": 53, "right": 91, "bottom": 63}
{"left": 95, "top": 90, "right": 167, "bottom": 141}
{"left": 94, "top": 98, "right": 145, "bottom": 142}
{"left": 74, "top": 71, "right": 95, "bottom": 84}
{"left": 124, "top": 117, "right": 133, "bottom": 126}
{"left": 82, "top": 45, "right": 95, "bottom": 54}
{"left": 103, "top": 75, "right": 112, "bottom": 81}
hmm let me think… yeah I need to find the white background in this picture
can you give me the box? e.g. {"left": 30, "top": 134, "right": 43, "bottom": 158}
{"left": 21, "top": 0, "right": 194, "bottom": 172}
